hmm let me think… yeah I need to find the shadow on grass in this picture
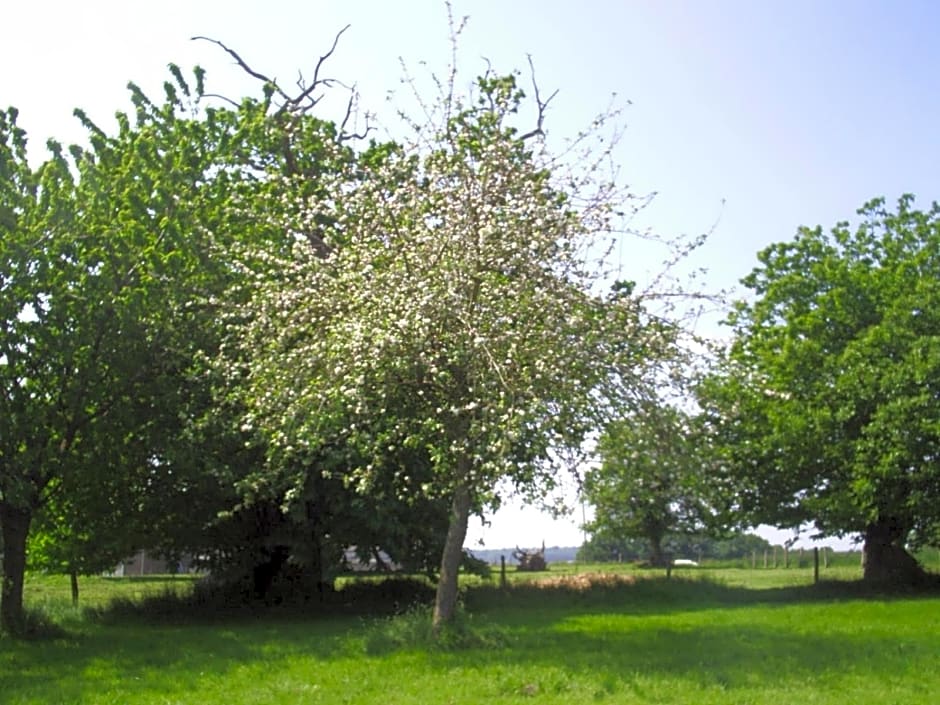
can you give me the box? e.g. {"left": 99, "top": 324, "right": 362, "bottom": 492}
{"left": 437, "top": 576, "right": 940, "bottom": 695}
{"left": 0, "top": 613, "right": 353, "bottom": 703}
{"left": 83, "top": 575, "right": 437, "bottom": 627}
{"left": 1, "top": 577, "right": 438, "bottom": 702}
{"left": 420, "top": 615, "right": 938, "bottom": 695}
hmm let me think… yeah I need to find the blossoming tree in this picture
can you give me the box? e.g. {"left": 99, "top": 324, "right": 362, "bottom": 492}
{"left": 237, "top": 63, "right": 672, "bottom": 627}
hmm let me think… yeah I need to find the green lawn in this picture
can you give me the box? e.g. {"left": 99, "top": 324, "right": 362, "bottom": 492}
{"left": 2, "top": 568, "right": 938, "bottom": 704}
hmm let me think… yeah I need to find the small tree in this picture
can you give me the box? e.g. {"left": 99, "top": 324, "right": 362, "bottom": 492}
{"left": 28, "top": 471, "right": 149, "bottom": 606}
{"left": 585, "top": 405, "right": 707, "bottom": 567}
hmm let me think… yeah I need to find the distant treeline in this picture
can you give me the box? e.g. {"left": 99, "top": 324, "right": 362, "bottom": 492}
{"left": 578, "top": 532, "right": 776, "bottom": 564}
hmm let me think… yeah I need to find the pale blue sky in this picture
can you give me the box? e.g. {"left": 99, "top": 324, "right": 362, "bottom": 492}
{"left": 4, "top": 1, "right": 938, "bottom": 549}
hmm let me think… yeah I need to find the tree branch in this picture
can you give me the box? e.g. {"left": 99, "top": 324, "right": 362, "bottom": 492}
{"left": 519, "top": 55, "right": 558, "bottom": 141}
{"left": 337, "top": 88, "right": 374, "bottom": 142}
{"left": 191, "top": 36, "right": 290, "bottom": 103}
{"left": 194, "top": 28, "right": 360, "bottom": 120}
{"left": 199, "top": 92, "right": 240, "bottom": 109}
{"left": 283, "top": 24, "right": 351, "bottom": 112}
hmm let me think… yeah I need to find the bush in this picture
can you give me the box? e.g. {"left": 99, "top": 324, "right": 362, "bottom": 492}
{"left": 337, "top": 577, "right": 436, "bottom": 612}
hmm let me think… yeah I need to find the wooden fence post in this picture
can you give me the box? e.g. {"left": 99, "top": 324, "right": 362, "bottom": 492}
{"left": 500, "top": 555, "right": 507, "bottom": 590}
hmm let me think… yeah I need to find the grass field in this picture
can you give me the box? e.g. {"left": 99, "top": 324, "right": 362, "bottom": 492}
{"left": 1, "top": 565, "right": 938, "bottom": 704}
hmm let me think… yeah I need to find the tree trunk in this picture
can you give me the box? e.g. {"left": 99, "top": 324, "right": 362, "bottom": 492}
{"left": 862, "top": 518, "right": 928, "bottom": 584}
{"left": 432, "top": 482, "right": 472, "bottom": 632}
{"left": 648, "top": 535, "right": 666, "bottom": 568}
{"left": 0, "top": 503, "right": 31, "bottom": 635}
{"left": 70, "top": 569, "right": 80, "bottom": 607}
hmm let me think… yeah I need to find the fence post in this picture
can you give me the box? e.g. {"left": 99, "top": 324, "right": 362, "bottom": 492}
{"left": 763, "top": 549, "right": 768, "bottom": 568}
{"left": 813, "top": 547, "right": 819, "bottom": 584}
{"left": 500, "top": 555, "right": 507, "bottom": 590}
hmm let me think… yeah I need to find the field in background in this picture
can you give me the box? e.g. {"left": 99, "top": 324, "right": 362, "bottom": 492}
{"left": 11, "top": 556, "right": 873, "bottom": 612}
{"left": 2, "top": 562, "right": 938, "bottom": 704}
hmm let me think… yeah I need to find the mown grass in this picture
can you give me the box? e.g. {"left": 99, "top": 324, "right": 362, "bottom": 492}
{"left": 1, "top": 567, "right": 938, "bottom": 704}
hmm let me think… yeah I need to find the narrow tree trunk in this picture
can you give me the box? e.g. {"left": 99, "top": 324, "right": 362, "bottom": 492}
{"left": 70, "top": 569, "right": 80, "bottom": 607}
{"left": 432, "top": 482, "right": 472, "bottom": 632}
{"left": 648, "top": 535, "right": 666, "bottom": 568}
{"left": 0, "top": 503, "right": 31, "bottom": 635}
{"left": 862, "top": 518, "right": 927, "bottom": 584}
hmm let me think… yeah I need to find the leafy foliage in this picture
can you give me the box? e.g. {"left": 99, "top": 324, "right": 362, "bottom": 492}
{"left": 2, "top": 27, "right": 697, "bottom": 632}
{"left": 578, "top": 530, "right": 772, "bottom": 564}
{"left": 584, "top": 406, "right": 711, "bottom": 565}
{"left": 0, "top": 64, "right": 360, "bottom": 630}
{"left": 700, "top": 196, "right": 940, "bottom": 581}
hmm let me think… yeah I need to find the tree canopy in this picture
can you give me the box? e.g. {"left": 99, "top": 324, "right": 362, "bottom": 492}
{"left": 699, "top": 196, "right": 940, "bottom": 583}
{"left": 0, "top": 64, "right": 359, "bottom": 631}
{"left": 1, "top": 36, "right": 669, "bottom": 633}
{"left": 231, "top": 66, "right": 672, "bottom": 627}
{"left": 584, "top": 405, "right": 710, "bottom": 566}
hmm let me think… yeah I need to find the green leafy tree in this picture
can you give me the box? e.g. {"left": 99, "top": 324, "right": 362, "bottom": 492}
{"left": 577, "top": 533, "right": 649, "bottom": 563}
{"left": 0, "top": 109, "right": 96, "bottom": 633}
{"left": 27, "top": 475, "right": 143, "bottom": 605}
{"left": 584, "top": 406, "right": 708, "bottom": 566}
{"left": 578, "top": 530, "right": 770, "bottom": 563}
{"left": 700, "top": 196, "right": 940, "bottom": 583}
{"left": 0, "top": 62, "right": 348, "bottom": 631}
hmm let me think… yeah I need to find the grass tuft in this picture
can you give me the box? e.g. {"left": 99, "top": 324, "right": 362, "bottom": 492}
{"left": 359, "top": 604, "right": 511, "bottom": 655}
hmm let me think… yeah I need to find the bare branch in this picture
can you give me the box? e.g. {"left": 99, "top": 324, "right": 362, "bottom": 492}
{"left": 519, "top": 54, "right": 558, "bottom": 141}
{"left": 313, "top": 24, "right": 351, "bottom": 88}
{"left": 337, "top": 88, "right": 374, "bottom": 142}
{"left": 199, "top": 92, "right": 240, "bottom": 109}
{"left": 339, "top": 89, "right": 356, "bottom": 134}
{"left": 191, "top": 36, "right": 290, "bottom": 103}
{"left": 284, "top": 24, "right": 351, "bottom": 112}
{"left": 443, "top": 1, "right": 469, "bottom": 127}
{"left": 193, "top": 29, "right": 351, "bottom": 114}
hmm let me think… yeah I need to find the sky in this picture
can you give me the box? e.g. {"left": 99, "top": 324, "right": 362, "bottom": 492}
{"left": 4, "top": 1, "right": 940, "bottom": 551}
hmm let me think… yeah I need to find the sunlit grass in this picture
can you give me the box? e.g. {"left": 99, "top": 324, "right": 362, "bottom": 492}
{"left": 2, "top": 568, "right": 937, "bottom": 704}
{"left": 24, "top": 573, "right": 197, "bottom": 608}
